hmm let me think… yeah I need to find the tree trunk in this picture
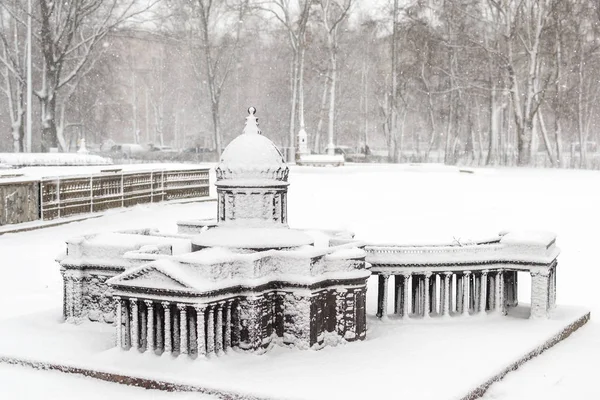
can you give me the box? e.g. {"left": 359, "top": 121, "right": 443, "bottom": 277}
{"left": 553, "top": 25, "right": 563, "bottom": 167}
{"left": 577, "top": 38, "right": 586, "bottom": 168}
{"left": 537, "top": 109, "right": 555, "bottom": 166}
{"left": 314, "top": 71, "right": 329, "bottom": 153}
{"left": 389, "top": 0, "right": 399, "bottom": 163}
{"left": 211, "top": 100, "right": 221, "bottom": 155}
{"left": 486, "top": 86, "right": 499, "bottom": 165}
{"left": 326, "top": 50, "right": 337, "bottom": 155}
{"left": 55, "top": 103, "right": 69, "bottom": 152}
{"left": 444, "top": 90, "right": 454, "bottom": 165}
{"left": 289, "top": 51, "right": 299, "bottom": 157}
{"left": 421, "top": 61, "right": 436, "bottom": 159}
{"left": 298, "top": 45, "right": 306, "bottom": 132}
{"left": 516, "top": 124, "right": 533, "bottom": 166}
{"left": 40, "top": 91, "right": 59, "bottom": 152}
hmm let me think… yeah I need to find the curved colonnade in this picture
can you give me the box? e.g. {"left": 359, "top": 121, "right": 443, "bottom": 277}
{"left": 366, "top": 232, "right": 559, "bottom": 320}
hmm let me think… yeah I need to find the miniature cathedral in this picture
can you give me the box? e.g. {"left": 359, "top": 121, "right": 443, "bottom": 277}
{"left": 58, "top": 107, "right": 560, "bottom": 360}
{"left": 59, "top": 108, "right": 370, "bottom": 357}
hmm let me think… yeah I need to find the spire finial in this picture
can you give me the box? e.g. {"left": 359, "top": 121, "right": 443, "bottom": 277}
{"left": 243, "top": 106, "right": 261, "bottom": 135}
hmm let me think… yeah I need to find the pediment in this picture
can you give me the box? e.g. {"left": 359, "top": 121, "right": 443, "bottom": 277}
{"left": 111, "top": 266, "right": 194, "bottom": 291}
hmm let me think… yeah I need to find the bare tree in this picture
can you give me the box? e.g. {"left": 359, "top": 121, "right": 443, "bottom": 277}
{"left": 36, "top": 0, "right": 157, "bottom": 151}
{"left": 318, "top": 0, "right": 352, "bottom": 155}
{"left": 258, "top": 0, "right": 311, "bottom": 158}
{"left": 0, "top": 0, "right": 26, "bottom": 152}
{"left": 500, "top": 0, "right": 552, "bottom": 166}
{"left": 183, "top": 0, "right": 250, "bottom": 156}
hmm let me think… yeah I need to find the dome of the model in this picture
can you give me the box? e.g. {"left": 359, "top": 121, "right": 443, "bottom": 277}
{"left": 215, "top": 107, "right": 289, "bottom": 182}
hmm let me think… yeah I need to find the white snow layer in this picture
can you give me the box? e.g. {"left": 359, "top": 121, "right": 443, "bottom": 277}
{"left": 0, "top": 153, "right": 112, "bottom": 167}
{"left": 0, "top": 164, "right": 599, "bottom": 400}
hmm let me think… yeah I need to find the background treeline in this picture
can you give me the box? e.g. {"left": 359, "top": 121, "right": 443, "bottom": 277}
{"left": 2, "top": 0, "right": 600, "bottom": 168}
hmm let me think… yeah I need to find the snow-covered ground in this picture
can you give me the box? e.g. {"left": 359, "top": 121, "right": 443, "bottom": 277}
{"left": 0, "top": 163, "right": 598, "bottom": 399}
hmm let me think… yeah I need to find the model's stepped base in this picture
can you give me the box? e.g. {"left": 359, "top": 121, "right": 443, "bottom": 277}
{"left": 461, "top": 311, "right": 590, "bottom": 400}
{"left": 0, "top": 306, "right": 589, "bottom": 400}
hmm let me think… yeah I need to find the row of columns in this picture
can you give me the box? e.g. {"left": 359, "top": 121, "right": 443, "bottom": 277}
{"left": 377, "top": 270, "right": 512, "bottom": 319}
{"left": 115, "top": 298, "right": 235, "bottom": 357}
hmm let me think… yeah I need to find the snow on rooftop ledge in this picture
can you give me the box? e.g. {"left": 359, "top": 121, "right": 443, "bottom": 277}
{"left": 500, "top": 231, "right": 557, "bottom": 248}
{"left": 192, "top": 227, "right": 314, "bottom": 249}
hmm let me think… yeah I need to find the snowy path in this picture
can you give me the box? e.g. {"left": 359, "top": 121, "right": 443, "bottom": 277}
{"left": 0, "top": 164, "right": 598, "bottom": 398}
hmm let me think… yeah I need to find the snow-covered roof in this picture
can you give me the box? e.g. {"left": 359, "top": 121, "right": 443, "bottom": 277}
{"left": 192, "top": 226, "right": 314, "bottom": 249}
{"left": 60, "top": 232, "right": 193, "bottom": 262}
{"left": 107, "top": 249, "right": 370, "bottom": 294}
{"left": 366, "top": 231, "right": 559, "bottom": 267}
{"left": 215, "top": 107, "right": 288, "bottom": 183}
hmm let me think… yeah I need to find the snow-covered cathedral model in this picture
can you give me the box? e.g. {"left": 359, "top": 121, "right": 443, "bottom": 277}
{"left": 59, "top": 107, "right": 370, "bottom": 356}
{"left": 58, "top": 107, "right": 559, "bottom": 359}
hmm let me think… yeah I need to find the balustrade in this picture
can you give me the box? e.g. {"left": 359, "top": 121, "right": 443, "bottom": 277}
{"left": 40, "top": 168, "right": 210, "bottom": 220}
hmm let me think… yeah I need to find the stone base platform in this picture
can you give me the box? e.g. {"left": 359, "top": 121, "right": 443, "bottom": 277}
{"left": 0, "top": 306, "right": 590, "bottom": 400}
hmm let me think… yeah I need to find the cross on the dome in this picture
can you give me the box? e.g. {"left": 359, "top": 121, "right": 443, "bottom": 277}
{"left": 244, "top": 106, "right": 261, "bottom": 135}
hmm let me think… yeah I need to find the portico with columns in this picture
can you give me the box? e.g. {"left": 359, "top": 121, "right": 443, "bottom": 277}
{"left": 112, "top": 296, "right": 236, "bottom": 356}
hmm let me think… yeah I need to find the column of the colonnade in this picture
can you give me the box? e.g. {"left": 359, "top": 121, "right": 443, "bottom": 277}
{"left": 130, "top": 298, "right": 139, "bottom": 350}
{"left": 178, "top": 304, "right": 188, "bottom": 355}
{"left": 394, "top": 275, "right": 403, "bottom": 316}
{"left": 462, "top": 271, "right": 471, "bottom": 316}
{"left": 162, "top": 302, "right": 172, "bottom": 354}
{"left": 402, "top": 274, "right": 411, "bottom": 318}
{"left": 495, "top": 270, "right": 506, "bottom": 315}
{"left": 479, "top": 271, "right": 488, "bottom": 314}
{"left": 207, "top": 305, "right": 215, "bottom": 355}
{"left": 195, "top": 305, "right": 207, "bottom": 357}
{"left": 424, "top": 273, "right": 431, "bottom": 318}
{"left": 442, "top": 272, "right": 451, "bottom": 316}
{"left": 115, "top": 297, "right": 123, "bottom": 349}
{"left": 377, "top": 274, "right": 390, "bottom": 319}
{"left": 531, "top": 270, "right": 551, "bottom": 318}
{"left": 145, "top": 300, "right": 155, "bottom": 353}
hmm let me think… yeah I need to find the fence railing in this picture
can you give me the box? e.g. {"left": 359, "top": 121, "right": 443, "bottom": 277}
{"left": 40, "top": 168, "right": 210, "bottom": 220}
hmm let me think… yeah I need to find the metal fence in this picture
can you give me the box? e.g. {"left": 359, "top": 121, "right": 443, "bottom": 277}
{"left": 40, "top": 168, "right": 210, "bottom": 220}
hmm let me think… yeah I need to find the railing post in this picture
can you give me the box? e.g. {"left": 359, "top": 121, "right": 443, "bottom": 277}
{"left": 161, "top": 170, "right": 165, "bottom": 202}
{"left": 39, "top": 180, "right": 44, "bottom": 220}
{"left": 120, "top": 172, "right": 125, "bottom": 208}
{"left": 150, "top": 171, "right": 154, "bottom": 202}
{"left": 89, "top": 176, "right": 93, "bottom": 213}
{"left": 57, "top": 178, "right": 61, "bottom": 218}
